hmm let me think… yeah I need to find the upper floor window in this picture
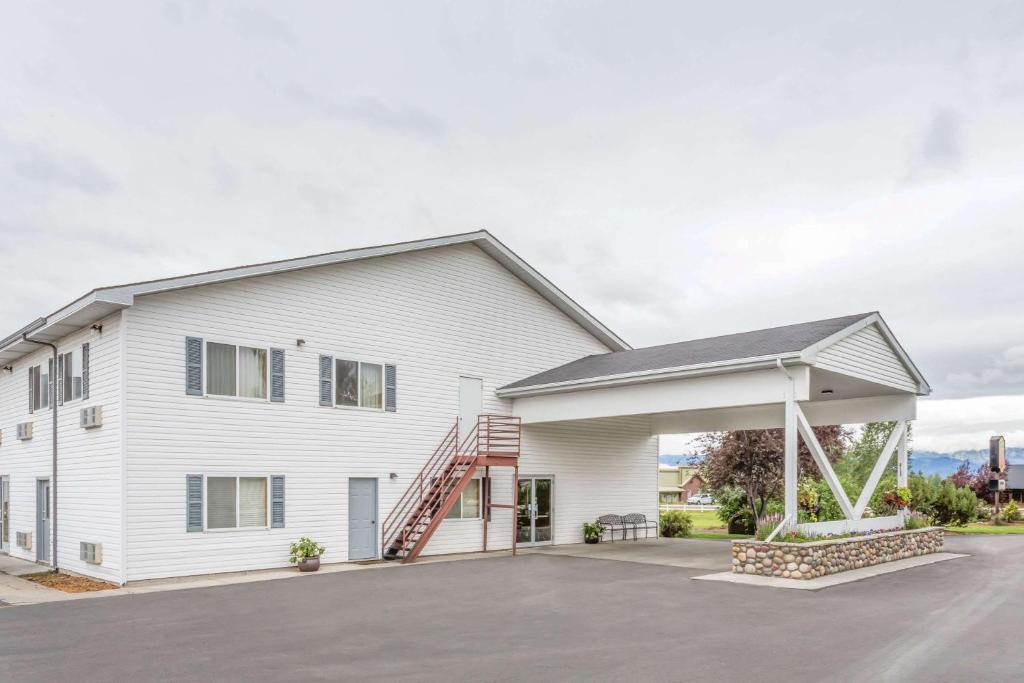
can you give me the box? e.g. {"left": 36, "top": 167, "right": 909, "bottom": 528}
{"left": 63, "top": 351, "right": 83, "bottom": 402}
{"left": 335, "top": 359, "right": 383, "bottom": 409}
{"left": 29, "top": 361, "right": 51, "bottom": 411}
{"left": 207, "top": 342, "right": 267, "bottom": 399}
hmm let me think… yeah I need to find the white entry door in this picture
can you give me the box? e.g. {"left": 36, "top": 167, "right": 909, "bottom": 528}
{"left": 458, "top": 376, "right": 482, "bottom": 444}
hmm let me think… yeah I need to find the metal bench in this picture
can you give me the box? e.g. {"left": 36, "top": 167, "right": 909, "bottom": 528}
{"left": 597, "top": 514, "right": 628, "bottom": 542}
{"left": 622, "top": 513, "right": 658, "bottom": 540}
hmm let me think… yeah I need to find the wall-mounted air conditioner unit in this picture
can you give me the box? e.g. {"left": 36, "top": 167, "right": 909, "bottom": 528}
{"left": 16, "top": 531, "right": 32, "bottom": 550}
{"left": 80, "top": 406, "right": 103, "bottom": 429}
{"left": 80, "top": 542, "right": 103, "bottom": 564}
{"left": 16, "top": 422, "right": 32, "bottom": 440}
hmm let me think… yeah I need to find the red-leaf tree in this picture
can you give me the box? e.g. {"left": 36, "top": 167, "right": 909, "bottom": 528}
{"left": 698, "top": 426, "right": 849, "bottom": 521}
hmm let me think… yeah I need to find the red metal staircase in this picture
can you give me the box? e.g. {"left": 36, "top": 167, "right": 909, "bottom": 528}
{"left": 382, "top": 415, "right": 521, "bottom": 563}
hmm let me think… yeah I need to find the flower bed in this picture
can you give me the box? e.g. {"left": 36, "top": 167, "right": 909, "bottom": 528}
{"left": 731, "top": 527, "right": 943, "bottom": 580}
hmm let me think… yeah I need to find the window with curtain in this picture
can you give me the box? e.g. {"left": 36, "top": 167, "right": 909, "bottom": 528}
{"left": 207, "top": 342, "right": 237, "bottom": 396}
{"left": 71, "top": 351, "right": 83, "bottom": 400}
{"left": 334, "top": 359, "right": 383, "bottom": 409}
{"left": 206, "top": 342, "right": 267, "bottom": 398}
{"left": 360, "top": 363, "right": 382, "bottom": 409}
{"left": 445, "top": 478, "right": 481, "bottom": 519}
{"left": 207, "top": 476, "right": 268, "bottom": 529}
{"left": 207, "top": 477, "right": 237, "bottom": 529}
{"left": 238, "top": 347, "right": 267, "bottom": 399}
{"left": 238, "top": 477, "right": 267, "bottom": 527}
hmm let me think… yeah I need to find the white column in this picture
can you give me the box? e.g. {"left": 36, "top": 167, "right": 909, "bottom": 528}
{"left": 897, "top": 422, "right": 909, "bottom": 524}
{"left": 897, "top": 422, "right": 908, "bottom": 488}
{"left": 784, "top": 391, "right": 798, "bottom": 525}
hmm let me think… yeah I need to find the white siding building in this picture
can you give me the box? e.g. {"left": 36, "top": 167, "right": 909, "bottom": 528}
{"left": 0, "top": 231, "right": 928, "bottom": 583}
{"left": 0, "top": 233, "right": 656, "bottom": 582}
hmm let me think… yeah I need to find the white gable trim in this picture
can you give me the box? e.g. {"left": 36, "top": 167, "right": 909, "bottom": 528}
{"left": 0, "top": 231, "right": 629, "bottom": 364}
{"left": 800, "top": 312, "right": 930, "bottom": 395}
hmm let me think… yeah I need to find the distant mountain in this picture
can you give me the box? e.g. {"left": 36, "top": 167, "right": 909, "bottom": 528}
{"left": 912, "top": 448, "right": 1024, "bottom": 478}
{"left": 659, "top": 449, "right": 1023, "bottom": 479}
{"left": 911, "top": 455, "right": 970, "bottom": 478}
{"left": 659, "top": 454, "right": 701, "bottom": 467}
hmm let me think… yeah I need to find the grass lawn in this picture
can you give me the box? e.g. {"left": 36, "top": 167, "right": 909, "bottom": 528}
{"left": 945, "top": 522, "right": 1024, "bottom": 535}
{"left": 681, "top": 509, "right": 752, "bottom": 539}
{"left": 686, "top": 510, "right": 724, "bottom": 530}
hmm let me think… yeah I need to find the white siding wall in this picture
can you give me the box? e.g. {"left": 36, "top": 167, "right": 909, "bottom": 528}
{"left": 124, "top": 243, "right": 651, "bottom": 580}
{"left": 424, "top": 416, "right": 658, "bottom": 554}
{"left": 0, "top": 313, "right": 124, "bottom": 582}
{"left": 814, "top": 324, "right": 918, "bottom": 393}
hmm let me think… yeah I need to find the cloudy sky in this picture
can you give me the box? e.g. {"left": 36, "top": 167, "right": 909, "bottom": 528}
{"left": 2, "top": 2, "right": 1022, "bottom": 453}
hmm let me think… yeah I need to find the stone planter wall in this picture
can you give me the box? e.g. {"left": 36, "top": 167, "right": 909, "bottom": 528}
{"left": 731, "top": 527, "right": 944, "bottom": 580}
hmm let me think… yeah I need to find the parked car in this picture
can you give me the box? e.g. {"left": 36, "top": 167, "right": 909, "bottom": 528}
{"left": 688, "top": 493, "right": 715, "bottom": 505}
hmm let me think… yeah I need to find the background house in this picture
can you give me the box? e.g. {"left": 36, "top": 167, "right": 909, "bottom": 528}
{"left": 1007, "top": 464, "right": 1024, "bottom": 503}
{"left": 658, "top": 465, "right": 704, "bottom": 504}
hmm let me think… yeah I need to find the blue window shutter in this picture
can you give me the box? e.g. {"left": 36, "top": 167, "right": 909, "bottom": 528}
{"left": 57, "top": 353, "right": 65, "bottom": 406}
{"left": 384, "top": 364, "right": 397, "bottom": 412}
{"left": 271, "top": 475, "right": 285, "bottom": 528}
{"left": 269, "top": 348, "right": 285, "bottom": 403}
{"left": 28, "top": 366, "right": 35, "bottom": 414}
{"left": 319, "top": 355, "right": 333, "bottom": 406}
{"left": 186, "top": 475, "right": 203, "bottom": 532}
{"left": 185, "top": 337, "right": 203, "bottom": 396}
{"left": 81, "top": 343, "right": 90, "bottom": 400}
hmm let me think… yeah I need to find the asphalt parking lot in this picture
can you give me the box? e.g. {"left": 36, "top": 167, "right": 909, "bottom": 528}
{"left": 1, "top": 534, "right": 1020, "bottom": 682}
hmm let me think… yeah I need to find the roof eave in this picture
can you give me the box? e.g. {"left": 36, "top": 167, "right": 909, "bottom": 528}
{"left": 496, "top": 352, "right": 804, "bottom": 397}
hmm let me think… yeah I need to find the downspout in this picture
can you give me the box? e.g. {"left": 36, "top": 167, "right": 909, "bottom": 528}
{"left": 775, "top": 356, "right": 793, "bottom": 382}
{"left": 23, "top": 334, "right": 59, "bottom": 571}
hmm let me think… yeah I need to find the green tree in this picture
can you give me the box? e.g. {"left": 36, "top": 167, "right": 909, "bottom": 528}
{"left": 699, "top": 426, "right": 848, "bottom": 522}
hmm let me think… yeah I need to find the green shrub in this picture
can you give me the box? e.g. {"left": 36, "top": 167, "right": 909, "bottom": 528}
{"left": 908, "top": 473, "right": 942, "bottom": 517}
{"left": 714, "top": 486, "right": 748, "bottom": 525}
{"left": 932, "top": 482, "right": 978, "bottom": 527}
{"left": 659, "top": 510, "right": 693, "bottom": 538}
{"left": 1002, "top": 500, "right": 1021, "bottom": 522}
{"left": 582, "top": 521, "right": 602, "bottom": 542}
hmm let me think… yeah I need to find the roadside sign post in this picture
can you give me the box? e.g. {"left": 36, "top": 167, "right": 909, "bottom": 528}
{"left": 990, "top": 436, "right": 1006, "bottom": 516}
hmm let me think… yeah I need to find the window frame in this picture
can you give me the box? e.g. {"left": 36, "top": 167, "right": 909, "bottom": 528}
{"left": 203, "top": 475, "right": 270, "bottom": 532}
{"left": 444, "top": 477, "right": 483, "bottom": 521}
{"left": 202, "top": 339, "right": 270, "bottom": 402}
{"left": 331, "top": 356, "right": 387, "bottom": 412}
{"left": 30, "top": 364, "right": 52, "bottom": 411}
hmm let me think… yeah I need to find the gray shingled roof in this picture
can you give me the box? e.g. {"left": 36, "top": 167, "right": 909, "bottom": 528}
{"left": 1007, "top": 465, "right": 1024, "bottom": 491}
{"left": 501, "top": 313, "right": 873, "bottom": 390}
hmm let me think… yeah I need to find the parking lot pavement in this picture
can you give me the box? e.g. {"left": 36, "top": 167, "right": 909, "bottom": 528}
{"left": 0, "top": 534, "right": 1021, "bottom": 682}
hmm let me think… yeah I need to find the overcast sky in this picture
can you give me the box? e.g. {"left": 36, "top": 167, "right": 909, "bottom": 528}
{"left": 2, "top": 2, "right": 1022, "bottom": 453}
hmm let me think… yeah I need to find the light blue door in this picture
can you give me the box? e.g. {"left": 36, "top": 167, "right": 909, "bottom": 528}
{"left": 348, "top": 478, "right": 378, "bottom": 560}
{"left": 36, "top": 479, "right": 50, "bottom": 563}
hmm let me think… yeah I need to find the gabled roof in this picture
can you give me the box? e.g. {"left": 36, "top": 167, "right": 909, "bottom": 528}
{"left": 498, "top": 312, "right": 930, "bottom": 395}
{"left": 0, "top": 231, "right": 629, "bottom": 365}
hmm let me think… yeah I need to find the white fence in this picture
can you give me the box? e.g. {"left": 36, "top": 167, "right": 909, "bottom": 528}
{"left": 659, "top": 503, "right": 720, "bottom": 513}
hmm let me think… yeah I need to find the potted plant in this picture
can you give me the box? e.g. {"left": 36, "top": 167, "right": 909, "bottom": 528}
{"left": 289, "top": 537, "right": 326, "bottom": 572}
{"left": 582, "top": 521, "right": 602, "bottom": 544}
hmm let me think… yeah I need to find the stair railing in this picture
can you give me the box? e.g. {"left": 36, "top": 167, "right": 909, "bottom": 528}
{"left": 380, "top": 415, "right": 521, "bottom": 559}
{"left": 381, "top": 420, "right": 459, "bottom": 554}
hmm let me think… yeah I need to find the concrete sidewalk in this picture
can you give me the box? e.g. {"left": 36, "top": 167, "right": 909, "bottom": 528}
{"left": 0, "top": 548, "right": 510, "bottom": 607}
